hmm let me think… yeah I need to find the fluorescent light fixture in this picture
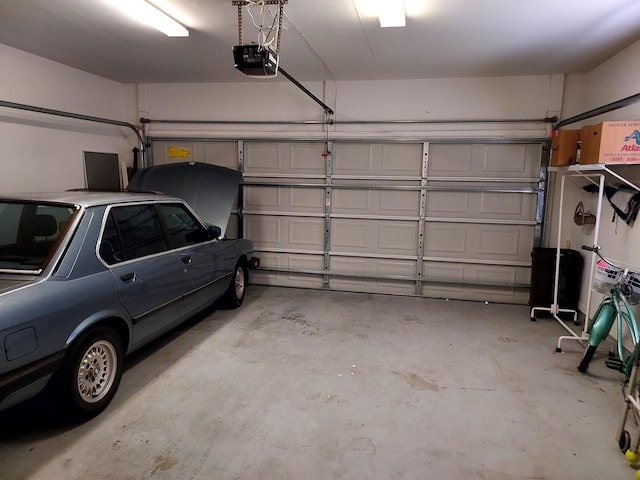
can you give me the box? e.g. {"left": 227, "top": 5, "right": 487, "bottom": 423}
{"left": 378, "top": 0, "right": 406, "bottom": 28}
{"left": 108, "top": 0, "right": 189, "bottom": 37}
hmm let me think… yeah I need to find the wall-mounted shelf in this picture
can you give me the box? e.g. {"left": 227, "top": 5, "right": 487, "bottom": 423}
{"left": 533, "top": 163, "right": 640, "bottom": 351}
{"left": 548, "top": 163, "right": 640, "bottom": 191}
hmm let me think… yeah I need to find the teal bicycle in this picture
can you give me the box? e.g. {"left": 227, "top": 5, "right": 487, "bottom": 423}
{"left": 577, "top": 245, "right": 640, "bottom": 378}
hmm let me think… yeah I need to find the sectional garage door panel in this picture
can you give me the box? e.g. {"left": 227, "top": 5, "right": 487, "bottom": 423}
{"left": 245, "top": 142, "right": 326, "bottom": 176}
{"left": 421, "top": 284, "right": 529, "bottom": 304}
{"left": 330, "top": 278, "right": 416, "bottom": 295}
{"left": 333, "top": 143, "right": 423, "bottom": 177}
{"left": 424, "top": 223, "right": 533, "bottom": 263}
{"left": 245, "top": 216, "right": 324, "bottom": 251}
{"left": 151, "top": 141, "right": 238, "bottom": 168}
{"left": 426, "top": 191, "right": 536, "bottom": 221}
{"left": 428, "top": 144, "right": 541, "bottom": 179}
{"left": 331, "top": 219, "right": 418, "bottom": 256}
{"left": 244, "top": 186, "right": 325, "bottom": 214}
{"left": 421, "top": 261, "right": 530, "bottom": 303}
{"left": 250, "top": 252, "right": 324, "bottom": 288}
{"left": 332, "top": 189, "right": 420, "bottom": 217}
{"left": 330, "top": 257, "right": 416, "bottom": 295}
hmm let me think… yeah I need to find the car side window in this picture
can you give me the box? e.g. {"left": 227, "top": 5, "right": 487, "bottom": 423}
{"left": 99, "top": 213, "right": 124, "bottom": 265}
{"left": 110, "top": 204, "right": 168, "bottom": 261}
{"left": 157, "top": 204, "right": 209, "bottom": 248}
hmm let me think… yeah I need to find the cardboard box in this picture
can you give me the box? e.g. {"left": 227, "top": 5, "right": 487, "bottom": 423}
{"left": 550, "top": 129, "right": 580, "bottom": 166}
{"left": 580, "top": 121, "right": 640, "bottom": 165}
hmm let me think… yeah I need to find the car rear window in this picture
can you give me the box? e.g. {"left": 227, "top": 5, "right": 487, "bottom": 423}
{"left": 0, "top": 201, "right": 77, "bottom": 272}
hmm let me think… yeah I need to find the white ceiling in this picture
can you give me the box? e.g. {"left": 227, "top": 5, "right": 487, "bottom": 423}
{"left": 1, "top": 0, "right": 639, "bottom": 84}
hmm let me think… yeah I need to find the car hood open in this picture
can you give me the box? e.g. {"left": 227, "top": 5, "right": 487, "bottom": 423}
{"left": 128, "top": 162, "right": 241, "bottom": 238}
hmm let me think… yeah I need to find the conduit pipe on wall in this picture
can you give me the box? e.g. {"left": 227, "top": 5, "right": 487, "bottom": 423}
{"left": 555, "top": 92, "right": 640, "bottom": 129}
{"left": 0, "top": 100, "right": 146, "bottom": 165}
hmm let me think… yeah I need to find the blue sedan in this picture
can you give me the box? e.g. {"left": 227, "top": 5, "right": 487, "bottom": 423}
{"left": 0, "top": 185, "right": 257, "bottom": 419}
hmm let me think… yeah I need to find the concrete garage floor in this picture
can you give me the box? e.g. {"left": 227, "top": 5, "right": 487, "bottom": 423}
{"left": 0, "top": 286, "right": 637, "bottom": 480}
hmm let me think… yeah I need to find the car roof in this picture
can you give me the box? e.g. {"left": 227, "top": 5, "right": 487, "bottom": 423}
{"left": 1, "top": 191, "right": 177, "bottom": 208}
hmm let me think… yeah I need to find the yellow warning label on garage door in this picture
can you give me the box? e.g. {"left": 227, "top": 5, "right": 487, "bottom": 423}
{"left": 168, "top": 146, "right": 191, "bottom": 159}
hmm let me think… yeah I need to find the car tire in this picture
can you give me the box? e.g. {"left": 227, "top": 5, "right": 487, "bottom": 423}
{"left": 223, "top": 261, "right": 247, "bottom": 308}
{"left": 60, "top": 326, "right": 124, "bottom": 419}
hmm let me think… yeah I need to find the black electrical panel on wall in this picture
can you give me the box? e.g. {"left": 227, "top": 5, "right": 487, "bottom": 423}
{"left": 84, "top": 151, "right": 120, "bottom": 190}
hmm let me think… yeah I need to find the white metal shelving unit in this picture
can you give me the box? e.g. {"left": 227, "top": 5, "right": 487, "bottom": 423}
{"left": 533, "top": 163, "right": 640, "bottom": 351}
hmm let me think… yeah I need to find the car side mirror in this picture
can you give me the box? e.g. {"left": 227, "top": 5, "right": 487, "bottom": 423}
{"left": 208, "top": 225, "right": 222, "bottom": 239}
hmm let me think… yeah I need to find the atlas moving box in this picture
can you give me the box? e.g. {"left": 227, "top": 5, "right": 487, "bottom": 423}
{"left": 580, "top": 121, "right": 640, "bottom": 165}
{"left": 550, "top": 129, "right": 580, "bottom": 166}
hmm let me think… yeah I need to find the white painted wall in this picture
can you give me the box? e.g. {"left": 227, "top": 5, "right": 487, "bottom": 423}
{"left": 0, "top": 45, "right": 140, "bottom": 193}
{"left": 546, "top": 38, "right": 640, "bottom": 340}
{"left": 139, "top": 75, "right": 563, "bottom": 140}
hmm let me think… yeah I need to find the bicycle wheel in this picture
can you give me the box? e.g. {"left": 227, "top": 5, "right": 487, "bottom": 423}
{"left": 578, "top": 344, "right": 598, "bottom": 372}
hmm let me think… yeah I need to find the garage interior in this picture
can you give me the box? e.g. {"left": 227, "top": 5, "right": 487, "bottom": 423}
{"left": 1, "top": 1, "right": 640, "bottom": 479}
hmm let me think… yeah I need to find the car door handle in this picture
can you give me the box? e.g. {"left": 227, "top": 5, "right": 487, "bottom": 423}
{"left": 181, "top": 255, "right": 192, "bottom": 264}
{"left": 120, "top": 272, "right": 135, "bottom": 282}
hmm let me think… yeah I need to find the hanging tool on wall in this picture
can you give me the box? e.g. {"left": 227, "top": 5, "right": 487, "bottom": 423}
{"left": 574, "top": 201, "right": 596, "bottom": 226}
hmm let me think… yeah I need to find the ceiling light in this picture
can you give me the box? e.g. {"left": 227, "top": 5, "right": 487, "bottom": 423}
{"left": 378, "top": 0, "right": 406, "bottom": 28}
{"left": 107, "top": 0, "right": 189, "bottom": 37}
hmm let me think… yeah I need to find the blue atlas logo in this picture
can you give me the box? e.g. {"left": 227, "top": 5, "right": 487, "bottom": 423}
{"left": 624, "top": 130, "right": 640, "bottom": 145}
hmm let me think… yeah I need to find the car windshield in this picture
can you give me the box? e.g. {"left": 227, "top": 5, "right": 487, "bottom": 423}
{"left": 0, "top": 201, "right": 77, "bottom": 273}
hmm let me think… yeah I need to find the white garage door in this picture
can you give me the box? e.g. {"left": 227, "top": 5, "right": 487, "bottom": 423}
{"left": 151, "top": 139, "right": 543, "bottom": 303}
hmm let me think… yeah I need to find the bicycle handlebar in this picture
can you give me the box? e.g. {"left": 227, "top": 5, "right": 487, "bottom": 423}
{"left": 582, "top": 245, "right": 632, "bottom": 278}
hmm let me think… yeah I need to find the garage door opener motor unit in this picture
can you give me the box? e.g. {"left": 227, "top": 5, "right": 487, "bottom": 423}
{"left": 231, "top": 0, "right": 285, "bottom": 78}
{"left": 233, "top": 44, "right": 279, "bottom": 76}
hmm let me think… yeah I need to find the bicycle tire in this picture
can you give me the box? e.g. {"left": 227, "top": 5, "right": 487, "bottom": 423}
{"left": 578, "top": 344, "right": 598, "bottom": 373}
